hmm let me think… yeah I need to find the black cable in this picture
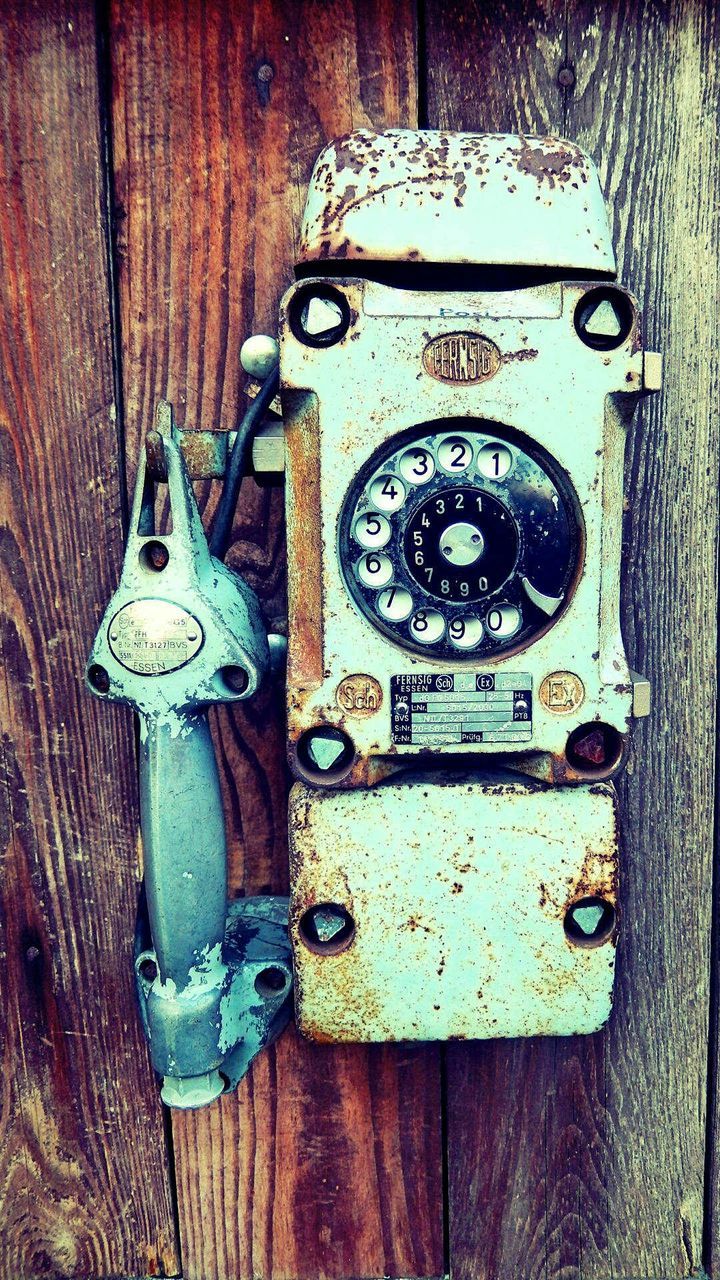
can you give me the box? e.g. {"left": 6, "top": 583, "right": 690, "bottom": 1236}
{"left": 210, "top": 365, "right": 280, "bottom": 560}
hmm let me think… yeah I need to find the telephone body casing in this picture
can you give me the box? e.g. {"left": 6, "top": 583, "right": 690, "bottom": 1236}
{"left": 280, "top": 130, "right": 654, "bottom": 1043}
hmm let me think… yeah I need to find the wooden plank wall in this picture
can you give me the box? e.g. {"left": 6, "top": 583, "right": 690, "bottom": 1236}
{"left": 426, "top": 3, "right": 720, "bottom": 1278}
{"left": 0, "top": 2, "right": 718, "bottom": 1279}
{"left": 107, "top": 5, "right": 443, "bottom": 1280}
{"left": 0, "top": 3, "right": 179, "bottom": 1278}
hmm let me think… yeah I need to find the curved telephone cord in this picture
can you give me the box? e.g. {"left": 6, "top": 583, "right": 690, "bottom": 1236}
{"left": 210, "top": 364, "right": 280, "bottom": 561}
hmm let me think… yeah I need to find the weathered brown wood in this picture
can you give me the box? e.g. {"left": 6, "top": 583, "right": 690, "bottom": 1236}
{"left": 0, "top": 3, "right": 179, "bottom": 1277}
{"left": 426, "top": 2, "right": 719, "bottom": 1277}
{"left": 109, "top": 3, "right": 444, "bottom": 1278}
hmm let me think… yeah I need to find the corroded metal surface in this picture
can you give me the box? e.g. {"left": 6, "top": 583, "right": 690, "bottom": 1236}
{"left": 283, "top": 129, "right": 660, "bottom": 1046}
{"left": 299, "top": 130, "right": 616, "bottom": 273}
{"left": 289, "top": 776, "right": 619, "bottom": 1041}
{"left": 281, "top": 274, "right": 645, "bottom": 786}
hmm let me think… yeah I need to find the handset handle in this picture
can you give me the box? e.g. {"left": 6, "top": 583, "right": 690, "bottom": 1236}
{"left": 139, "top": 711, "right": 227, "bottom": 989}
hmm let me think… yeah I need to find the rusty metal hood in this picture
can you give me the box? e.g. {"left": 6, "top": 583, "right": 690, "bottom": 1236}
{"left": 299, "top": 129, "right": 616, "bottom": 275}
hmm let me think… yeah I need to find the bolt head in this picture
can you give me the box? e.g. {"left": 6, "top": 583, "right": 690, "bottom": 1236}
{"left": 88, "top": 663, "right": 110, "bottom": 694}
{"left": 301, "top": 295, "right": 344, "bottom": 337}
{"left": 221, "top": 665, "right": 250, "bottom": 695}
{"left": 310, "top": 905, "right": 348, "bottom": 944}
{"left": 299, "top": 902, "right": 356, "bottom": 953}
{"left": 564, "top": 897, "right": 616, "bottom": 947}
{"left": 306, "top": 730, "right": 347, "bottom": 771}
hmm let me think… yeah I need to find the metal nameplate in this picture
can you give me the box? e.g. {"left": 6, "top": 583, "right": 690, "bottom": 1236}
{"left": 108, "top": 599, "right": 204, "bottom": 675}
{"left": 422, "top": 332, "right": 501, "bottom": 384}
{"left": 391, "top": 671, "right": 532, "bottom": 746}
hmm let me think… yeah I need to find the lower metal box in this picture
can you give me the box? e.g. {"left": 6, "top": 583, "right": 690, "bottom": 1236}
{"left": 289, "top": 775, "right": 619, "bottom": 1042}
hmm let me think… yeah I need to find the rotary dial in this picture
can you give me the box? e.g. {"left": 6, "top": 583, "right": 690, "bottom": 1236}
{"left": 339, "top": 424, "right": 582, "bottom": 659}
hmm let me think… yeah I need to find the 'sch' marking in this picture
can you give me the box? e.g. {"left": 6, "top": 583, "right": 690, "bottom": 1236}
{"left": 336, "top": 674, "right": 383, "bottom": 717}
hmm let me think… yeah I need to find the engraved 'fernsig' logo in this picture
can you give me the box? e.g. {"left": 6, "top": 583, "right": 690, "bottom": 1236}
{"left": 423, "top": 333, "right": 501, "bottom": 385}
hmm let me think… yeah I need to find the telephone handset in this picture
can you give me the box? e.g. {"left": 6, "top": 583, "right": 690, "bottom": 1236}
{"left": 87, "top": 129, "right": 661, "bottom": 1104}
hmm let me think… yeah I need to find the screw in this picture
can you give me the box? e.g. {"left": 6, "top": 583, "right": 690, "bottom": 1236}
{"left": 299, "top": 903, "right": 355, "bottom": 953}
{"left": 558, "top": 65, "right": 575, "bottom": 88}
{"left": 88, "top": 663, "right": 110, "bottom": 694}
{"left": 290, "top": 286, "right": 351, "bottom": 348}
{"left": 26, "top": 944, "right": 41, "bottom": 963}
{"left": 257, "top": 62, "right": 274, "bottom": 82}
{"left": 311, "top": 906, "right": 346, "bottom": 943}
{"left": 564, "top": 897, "right": 615, "bottom": 947}
{"left": 574, "top": 288, "right": 634, "bottom": 351}
{"left": 221, "top": 665, "right": 249, "bottom": 694}
{"left": 566, "top": 721, "right": 623, "bottom": 772}
{"left": 298, "top": 725, "right": 354, "bottom": 775}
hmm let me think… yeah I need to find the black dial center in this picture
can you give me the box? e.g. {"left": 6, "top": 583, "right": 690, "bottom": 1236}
{"left": 403, "top": 486, "right": 519, "bottom": 603}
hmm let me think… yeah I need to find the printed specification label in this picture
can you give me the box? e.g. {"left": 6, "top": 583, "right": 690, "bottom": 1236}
{"left": 390, "top": 672, "right": 532, "bottom": 746}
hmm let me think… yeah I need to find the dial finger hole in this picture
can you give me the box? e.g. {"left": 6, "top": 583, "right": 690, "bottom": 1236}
{"left": 354, "top": 511, "right": 391, "bottom": 549}
{"left": 369, "top": 473, "right": 405, "bottom": 512}
{"left": 377, "top": 586, "right": 413, "bottom": 621}
{"left": 437, "top": 435, "right": 473, "bottom": 474}
{"left": 399, "top": 446, "right": 435, "bottom": 485}
{"left": 477, "top": 442, "right": 513, "bottom": 480}
{"left": 409, "top": 609, "right": 445, "bottom": 644}
{"left": 448, "top": 615, "right": 484, "bottom": 649}
{"left": 486, "top": 603, "right": 521, "bottom": 638}
{"left": 357, "top": 552, "right": 393, "bottom": 589}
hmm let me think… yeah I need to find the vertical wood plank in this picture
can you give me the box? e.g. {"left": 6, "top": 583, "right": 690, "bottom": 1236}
{"left": 425, "top": 2, "right": 719, "bottom": 1277}
{"left": 425, "top": 2, "right": 717, "bottom": 1280}
{"left": 109, "top": 3, "right": 444, "bottom": 1278}
{"left": 0, "top": 3, "right": 179, "bottom": 1277}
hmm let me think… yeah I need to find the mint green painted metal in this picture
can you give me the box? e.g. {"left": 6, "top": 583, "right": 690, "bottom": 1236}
{"left": 300, "top": 130, "right": 616, "bottom": 273}
{"left": 283, "top": 129, "right": 661, "bottom": 1043}
{"left": 289, "top": 776, "right": 619, "bottom": 1041}
{"left": 87, "top": 426, "right": 291, "bottom": 1107}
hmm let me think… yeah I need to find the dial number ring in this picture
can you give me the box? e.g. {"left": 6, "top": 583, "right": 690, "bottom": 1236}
{"left": 342, "top": 426, "right": 580, "bottom": 659}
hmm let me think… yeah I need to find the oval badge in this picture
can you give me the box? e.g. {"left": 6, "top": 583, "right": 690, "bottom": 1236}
{"left": 423, "top": 332, "right": 501, "bottom": 385}
{"left": 108, "top": 600, "right": 204, "bottom": 675}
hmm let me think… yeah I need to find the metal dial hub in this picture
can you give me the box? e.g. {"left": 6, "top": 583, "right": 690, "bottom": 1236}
{"left": 404, "top": 487, "right": 519, "bottom": 603}
{"left": 439, "top": 521, "right": 485, "bottom": 567}
{"left": 340, "top": 424, "right": 581, "bottom": 659}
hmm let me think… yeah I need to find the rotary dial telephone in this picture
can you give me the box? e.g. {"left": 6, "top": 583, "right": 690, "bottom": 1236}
{"left": 88, "top": 130, "right": 661, "bottom": 1103}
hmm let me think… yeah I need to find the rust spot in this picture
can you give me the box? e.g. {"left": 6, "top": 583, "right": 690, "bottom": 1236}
{"left": 511, "top": 136, "right": 581, "bottom": 189}
{"left": 284, "top": 390, "right": 324, "bottom": 691}
{"left": 178, "top": 430, "right": 227, "bottom": 479}
{"left": 501, "top": 347, "right": 539, "bottom": 364}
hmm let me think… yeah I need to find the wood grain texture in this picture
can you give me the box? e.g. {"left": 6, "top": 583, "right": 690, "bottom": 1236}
{"left": 0, "top": 3, "right": 179, "bottom": 1277}
{"left": 426, "top": 2, "right": 719, "bottom": 1277}
{"left": 108, "top": 4, "right": 443, "bottom": 1278}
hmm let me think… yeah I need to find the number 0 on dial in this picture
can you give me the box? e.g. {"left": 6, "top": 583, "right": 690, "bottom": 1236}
{"left": 341, "top": 425, "right": 581, "bottom": 659}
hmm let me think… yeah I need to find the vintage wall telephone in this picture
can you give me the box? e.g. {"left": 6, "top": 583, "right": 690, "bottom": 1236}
{"left": 87, "top": 130, "right": 661, "bottom": 1106}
